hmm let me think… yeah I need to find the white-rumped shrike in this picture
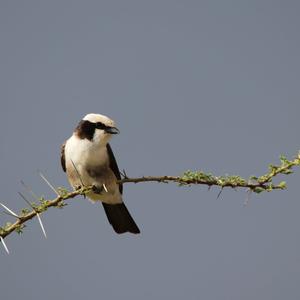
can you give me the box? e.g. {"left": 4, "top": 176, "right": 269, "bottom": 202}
{"left": 61, "top": 113, "right": 140, "bottom": 234}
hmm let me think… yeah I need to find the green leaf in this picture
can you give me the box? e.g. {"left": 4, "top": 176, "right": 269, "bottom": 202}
{"left": 253, "top": 187, "right": 265, "bottom": 194}
{"left": 278, "top": 181, "right": 287, "bottom": 189}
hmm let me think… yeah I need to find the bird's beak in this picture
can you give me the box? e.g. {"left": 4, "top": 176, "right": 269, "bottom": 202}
{"left": 105, "top": 126, "right": 120, "bottom": 134}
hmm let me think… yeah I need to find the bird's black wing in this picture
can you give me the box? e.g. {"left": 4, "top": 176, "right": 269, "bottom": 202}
{"left": 103, "top": 144, "right": 140, "bottom": 234}
{"left": 106, "top": 143, "right": 122, "bottom": 194}
{"left": 60, "top": 142, "right": 66, "bottom": 172}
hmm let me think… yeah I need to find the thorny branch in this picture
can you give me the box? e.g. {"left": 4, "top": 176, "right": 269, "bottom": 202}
{"left": 0, "top": 152, "right": 299, "bottom": 250}
{"left": 0, "top": 187, "right": 92, "bottom": 239}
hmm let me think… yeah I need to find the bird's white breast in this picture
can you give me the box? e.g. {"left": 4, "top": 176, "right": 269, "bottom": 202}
{"left": 65, "top": 135, "right": 109, "bottom": 169}
{"left": 64, "top": 135, "right": 122, "bottom": 204}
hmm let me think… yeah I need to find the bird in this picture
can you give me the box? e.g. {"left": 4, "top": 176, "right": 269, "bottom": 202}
{"left": 60, "top": 113, "right": 140, "bottom": 234}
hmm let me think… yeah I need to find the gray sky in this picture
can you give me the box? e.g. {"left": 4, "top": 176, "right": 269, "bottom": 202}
{"left": 1, "top": 1, "right": 300, "bottom": 299}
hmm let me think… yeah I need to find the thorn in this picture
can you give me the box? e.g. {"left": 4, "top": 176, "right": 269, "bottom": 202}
{"left": 102, "top": 183, "right": 108, "bottom": 193}
{"left": 244, "top": 189, "right": 252, "bottom": 207}
{"left": 2, "top": 211, "right": 19, "bottom": 219}
{"left": 36, "top": 213, "right": 47, "bottom": 238}
{"left": 19, "top": 192, "right": 47, "bottom": 238}
{"left": 18, "top": 192, "right": 35, "bottom": 209}
{"left": 216, "top": 188, "right": 223, "bottom": 200}
{"left": 70, "top": 159, "right": 85, "bottom": 187}
{"left": 0, "top": 202, "right": 18, "bottom": 218}
{"left": 38, "top": 170, "right": 59, "bottom": 196}
{"left": 0, "top": 236, "right": 9, "bottom": 254}
{"left": 20, "top": 180, "right": 39, "bottom": 201}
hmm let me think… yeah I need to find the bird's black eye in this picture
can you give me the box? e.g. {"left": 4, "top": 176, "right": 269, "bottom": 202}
{"left": 96, "top": 122, "right": 106, "bottom": 130}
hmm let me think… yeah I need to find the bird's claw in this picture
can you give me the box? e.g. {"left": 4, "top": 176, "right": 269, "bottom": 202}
{"left": 120, "top": 169, "right": 129, "bottom": 179}
{"left": 92, "top": 185, "right": 104, "bottom": 194}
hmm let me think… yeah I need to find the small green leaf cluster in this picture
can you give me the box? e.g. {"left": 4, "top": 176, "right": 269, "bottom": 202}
{"left": 179, "top": 152, "right": 300, "bottom": 194}
{"left": 21, "top": 208, "right": 31, "bottom": 216}
{"left": 57, "top": 187, "right": 69, "bottom": 196}
{"left": 216, "top": 175, "right": 247, "bottom": 187}
{"left": 56, "top": 201, "right": 68, "bottom": 209}
{"left": 253, "top": 153, "right": 300, "bottom": 192}
{"left": 180, "top": 171, "right": 216, "bottom": 185}
{"left": 15, "top": 224, "right": 26, "bottom": 234}
{"left": 180, "top": 171, "right": 247, "bottom": 187}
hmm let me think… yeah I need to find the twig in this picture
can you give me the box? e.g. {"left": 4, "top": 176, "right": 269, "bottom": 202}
{"left": 0, "top": 186, "right": 92, "bottom": 239}
{"left": 18, "top": 192, "right": 47, "bottom": 238}
{"left": 0, "top": 152, "right": 299, "bottom": 241}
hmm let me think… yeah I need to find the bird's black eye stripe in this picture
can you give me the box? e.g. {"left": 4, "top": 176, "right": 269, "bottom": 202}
{"left": 95, "top": 122, "right": 107, "bottom": 130}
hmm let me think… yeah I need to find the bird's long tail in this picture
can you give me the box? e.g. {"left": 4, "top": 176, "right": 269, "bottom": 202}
{"left": 102, "top": 203, "right": 140, "bottom": 234}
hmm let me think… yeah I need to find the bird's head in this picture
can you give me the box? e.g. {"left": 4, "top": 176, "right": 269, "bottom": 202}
{"left": 75, "top": 113, "right": 119, "bottom": 143}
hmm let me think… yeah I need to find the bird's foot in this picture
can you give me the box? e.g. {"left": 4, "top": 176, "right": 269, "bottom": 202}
{"left": 92, "top": 185, "right": 104, "bottom": 194}
{"left": 120, "top": 169, "right": 129, "bottom": 179}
